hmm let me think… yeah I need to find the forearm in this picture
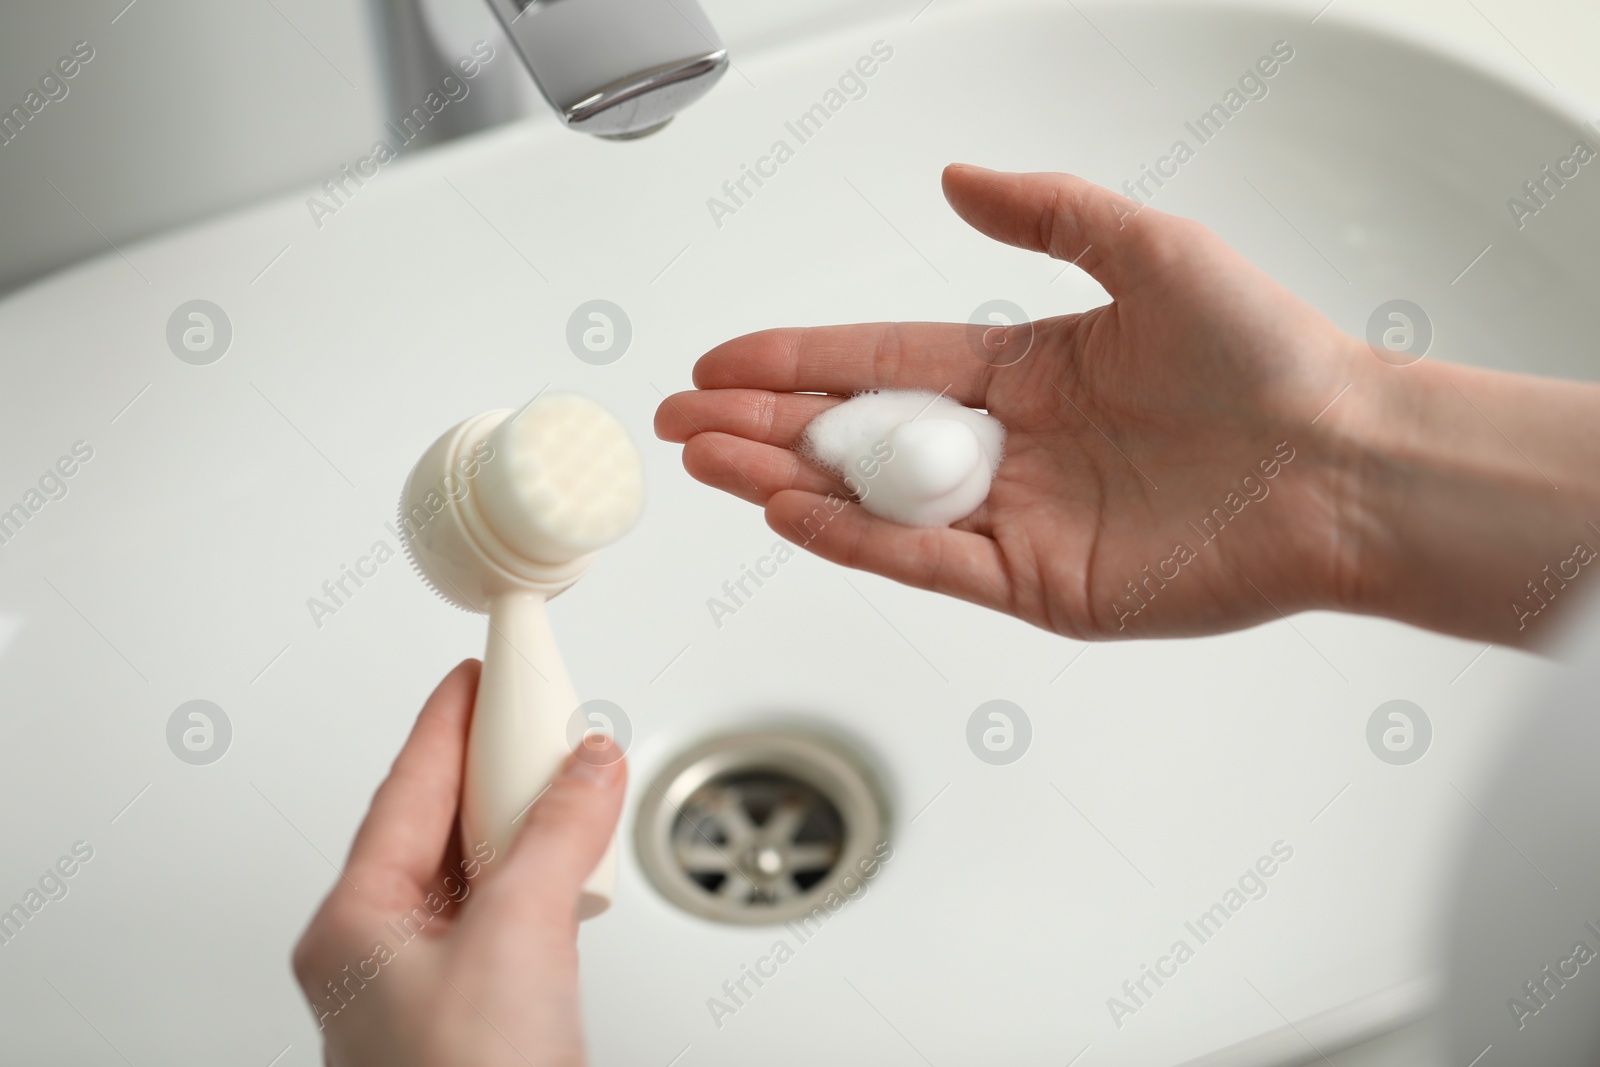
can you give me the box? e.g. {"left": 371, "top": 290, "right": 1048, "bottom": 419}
{"left": 1323, "top": 348, "right": 1600, "bottom": 646}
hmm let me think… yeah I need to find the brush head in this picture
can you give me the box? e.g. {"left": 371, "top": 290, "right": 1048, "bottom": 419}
{"left": 399, "top": 394, "right": 644, "bottom": 612}
{"left": 477, "top": 393, "right": 645, "bottom": 565}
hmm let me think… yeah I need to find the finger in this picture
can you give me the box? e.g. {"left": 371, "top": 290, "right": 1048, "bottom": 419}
{"left": 684, "top": 433, "right": 843, "bottom": 506}
{"left": 344, "top": 659, "right": 479, "bottom": 891}
{"left": 766, "top": 490, "right": 1010, "bottom": 613}
{"left": 654, "top": 389, "right": 841, "bottom": 447}
{"left": 692, "top": 322, "right": 996, "bottom": 406}
{"left": 941, "top": 164, "right": 1157, "bottom": 296}
{"left": 487, "top": 739, "right": 628, "bottom": 924}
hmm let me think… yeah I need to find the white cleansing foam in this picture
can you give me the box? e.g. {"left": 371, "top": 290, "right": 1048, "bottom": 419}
{"left": 802, "top": 389, "right": 1005, "bottom": 527}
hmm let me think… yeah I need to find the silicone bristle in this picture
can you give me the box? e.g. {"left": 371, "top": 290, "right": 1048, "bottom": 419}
{"left": 397, "top": 492, "right": 474, "bottom": 613}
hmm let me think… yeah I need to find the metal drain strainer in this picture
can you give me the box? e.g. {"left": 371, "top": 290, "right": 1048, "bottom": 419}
{"left": 635, "top": 731, "right": 888, "bottom": 924}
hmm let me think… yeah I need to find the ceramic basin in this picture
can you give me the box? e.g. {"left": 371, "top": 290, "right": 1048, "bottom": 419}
{"left": 1, "top": 1, "right": 1596, "bottom": 1064}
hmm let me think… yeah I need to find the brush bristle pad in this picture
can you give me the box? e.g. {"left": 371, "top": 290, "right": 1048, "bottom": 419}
{"left": 479, "top": 393, "right": 644, "bottom": 562}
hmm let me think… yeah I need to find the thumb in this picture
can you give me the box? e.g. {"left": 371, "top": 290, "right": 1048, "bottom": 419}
{"left": 491, "top": 738, "right": 628, "bottom": 920}
{"left": 941, "top": 164, "right": 1168, "bottom": 296}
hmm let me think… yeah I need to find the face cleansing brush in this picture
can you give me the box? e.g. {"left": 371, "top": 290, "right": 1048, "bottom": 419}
{"left": 400, "top": 392, "right": 644, "bottom": 919}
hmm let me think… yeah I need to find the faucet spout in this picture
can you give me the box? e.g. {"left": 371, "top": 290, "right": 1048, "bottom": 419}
{"left": 484, "top": 0, "right": 728, "bottom": 139}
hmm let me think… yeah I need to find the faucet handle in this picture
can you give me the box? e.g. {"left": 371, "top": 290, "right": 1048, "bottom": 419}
{"left": 485, "top": 0, "right": 728, "bottom": 139}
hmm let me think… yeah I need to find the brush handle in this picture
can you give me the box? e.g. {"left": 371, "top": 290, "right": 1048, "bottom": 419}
{"left": 463, "top": 591, "right": 616, "bottom": 919}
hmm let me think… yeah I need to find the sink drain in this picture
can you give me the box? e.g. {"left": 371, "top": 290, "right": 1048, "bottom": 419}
{"left": 635, "top": 731, "right": 888, "bottom": 924}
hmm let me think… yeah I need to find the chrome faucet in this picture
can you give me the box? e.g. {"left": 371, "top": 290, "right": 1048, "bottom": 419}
{"left": 482, "top": 0, "right": 728, "bottom": 139}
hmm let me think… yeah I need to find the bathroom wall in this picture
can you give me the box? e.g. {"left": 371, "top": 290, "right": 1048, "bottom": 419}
{"left": 0, "top": 0, "right": 1595, "bottom": 294}
{"left": 0, "top": 1, "right": 384, "bottom": 296}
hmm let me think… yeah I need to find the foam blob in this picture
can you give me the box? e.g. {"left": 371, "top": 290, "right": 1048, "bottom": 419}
{"left": 801, "top": 389, "right": 1005, "bottom": 527}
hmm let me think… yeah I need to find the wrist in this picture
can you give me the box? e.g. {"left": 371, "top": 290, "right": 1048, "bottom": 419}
{"left": 1290, "top": 335, "right": 1399, "bottom": 621}
{"left": 1322, "top": 337, "right": 1434, "bottom": 616}
{"left": 1309, "top": 341, "right": 1600, "bottom": 643}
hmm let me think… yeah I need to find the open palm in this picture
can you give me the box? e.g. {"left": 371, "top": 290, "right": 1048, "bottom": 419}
{"left": 656, "top": 166, "right": 1366, "bottom": 639}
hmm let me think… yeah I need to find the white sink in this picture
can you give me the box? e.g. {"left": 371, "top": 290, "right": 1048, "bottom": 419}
{"left": 1, "top": 2, "right": 1596, "bottom": 1064}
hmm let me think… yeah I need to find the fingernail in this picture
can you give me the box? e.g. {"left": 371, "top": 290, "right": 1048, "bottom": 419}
{"left": 566, "top": 735, "right": 623, "bottom": 782}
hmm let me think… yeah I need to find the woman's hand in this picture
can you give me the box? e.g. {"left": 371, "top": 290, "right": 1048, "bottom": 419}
{"left": 658, "top": 164, "right": 1363, "bottom": 639}
{"left": 292, "top": 660, "right": 625, "bottom": 1067}
{"left": 657, "top": 165, "right": 1600, "bottom": 646}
